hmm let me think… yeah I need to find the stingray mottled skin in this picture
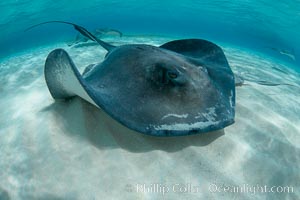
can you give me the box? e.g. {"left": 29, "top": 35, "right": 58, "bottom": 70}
{"left": 31, "top": 21, "right": 236, "bottom": 136}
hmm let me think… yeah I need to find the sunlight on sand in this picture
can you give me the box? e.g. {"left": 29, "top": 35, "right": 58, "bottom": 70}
{"left": 0, "top": 36, "right": 299, "bottom": 200}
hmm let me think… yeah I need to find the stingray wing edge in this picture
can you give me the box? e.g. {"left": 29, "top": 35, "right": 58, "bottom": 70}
{"left": 44, "top": 48, "right": 98, "bottom": 107}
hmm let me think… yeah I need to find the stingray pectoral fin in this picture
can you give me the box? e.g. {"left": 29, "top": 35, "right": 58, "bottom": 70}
{"left": 44, "top": 49, "right": 98, "bottom": 107}
{"left": 160, "top": 39, "right": 228, "bottom": 65}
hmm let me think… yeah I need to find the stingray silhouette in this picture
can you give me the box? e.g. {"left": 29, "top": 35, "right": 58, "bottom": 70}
{"left": 26, "top": 21, "right": 236, "bottom": 136}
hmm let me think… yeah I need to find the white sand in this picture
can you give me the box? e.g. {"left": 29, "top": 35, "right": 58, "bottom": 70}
{"left": 0, "top": 36, "right": 299, "bottom": 200}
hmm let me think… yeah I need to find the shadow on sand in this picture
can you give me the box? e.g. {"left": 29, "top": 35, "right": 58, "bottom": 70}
{"left": 40, "top": 98, "right": 224, "bottom": 153}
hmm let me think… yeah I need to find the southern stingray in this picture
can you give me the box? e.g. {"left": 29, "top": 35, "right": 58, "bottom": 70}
{"left": 26, "top": 21, "right": 236, "bottom": 136}
{"left": 67, "top": 27, "right": 122, "bottom": 47}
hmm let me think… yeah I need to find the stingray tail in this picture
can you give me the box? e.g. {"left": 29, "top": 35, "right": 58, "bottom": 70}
{"left": 45, "top": 48, "right": 98, "bottom": 107}
{"left": 25, "top": 21, "right": 115, "bottom": 51}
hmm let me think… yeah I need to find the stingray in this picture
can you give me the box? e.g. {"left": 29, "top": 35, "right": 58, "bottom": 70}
{"left": 268, "top": 47, "right": 296, "bottom": 61}
{"left": 67, "top": 28, "right": 122, "bottom": 47}
{"left": 95, "top": 28, "right": 123, "bottom": 37}
{"left": 27, "top": 21, "right": 236, "bottom": 136}
{"left": 234, "top": 74, "right": 298, "bottom": 87}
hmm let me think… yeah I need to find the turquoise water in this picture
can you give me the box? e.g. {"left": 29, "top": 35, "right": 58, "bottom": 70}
{"left": 1, "top": 1, "right": 300, "bottom": 200}
{"left": 0, "top": 0, "right": 299, "bottom": 67}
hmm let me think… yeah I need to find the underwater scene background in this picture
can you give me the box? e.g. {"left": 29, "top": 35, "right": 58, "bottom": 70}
{"left": 0, "top": 0, "right": 299, "bottom": 68}
{"left": 0, "top": 1, "right": 299, "bottom": 200}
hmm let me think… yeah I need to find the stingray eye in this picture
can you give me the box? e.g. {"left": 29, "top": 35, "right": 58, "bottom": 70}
{"left": 167, "top": 71, "right": 178, "bottom": 79}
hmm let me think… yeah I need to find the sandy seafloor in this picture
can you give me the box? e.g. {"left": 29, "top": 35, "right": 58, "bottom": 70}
{"left": 0, "top": 35, "right": 299, "bottom": 200}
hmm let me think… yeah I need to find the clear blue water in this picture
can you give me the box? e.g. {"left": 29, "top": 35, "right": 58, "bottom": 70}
{"left": 0, "top": 0, "right": 299, "bottom": 68}
{"left": 1, "top": 1, "right": 300, "bottom": 200}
